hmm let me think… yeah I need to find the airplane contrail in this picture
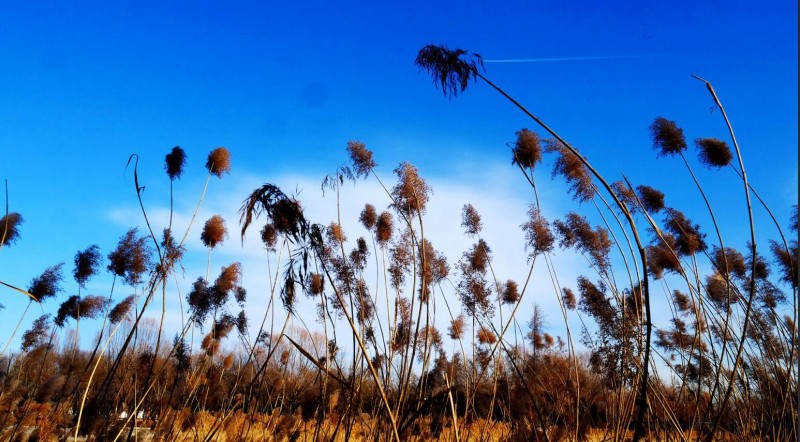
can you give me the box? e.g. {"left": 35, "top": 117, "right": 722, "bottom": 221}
{"left": 484, "top": 54, "right": 660, "bottom": 63}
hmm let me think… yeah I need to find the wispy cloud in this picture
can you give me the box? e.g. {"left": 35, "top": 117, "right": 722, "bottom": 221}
{"left": 484, "top": 54, "right": 662, "bottom": 63}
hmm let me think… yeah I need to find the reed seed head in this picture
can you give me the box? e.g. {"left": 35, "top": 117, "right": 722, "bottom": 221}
{"left": 477, "top": 326, "right": 497, "bottom": 345}
{"left": 415, "top": 44, "right": 484, "bottom": 97}
{"left": 448, "top": 314, "right": 466, "bottom": 340}
{"left": 206, "top": 147, "right": 231, "bottom": 178}
{"left": 636, "top": 185, "right": 665, "bottom": 213}
{"left": 650, "top": 117, "right": 687, "bottom": 157}
{"left": 74, "top": 245, "right": 102, "bottom": 288}
{"left": 165, "top": 146, "right": 187, "bottom": 180}
{"left": 522, "top": 207, "right": 555, "bottom": 257}
{"left": 109, "top": 295, "right": 135, "bottom": 324}
{"left": 376, "top": 211, "right": 393, "bottom": 246}
{"left": 461, "top": 204, "right": 482, "bottom": 236}
{"left": 512, "top": 128, "right": 542, "bottom": 169}
{"left": 21, "top": 314, "right": 51, "bottom": 351}
{"left": 546, "top": 140, "right": 595, "bottom": 203}
{"left": 201, "top": 215, "right": 228, "bottom": 248}
{"left": 0, "top": 212, "right": 22, "bottom": 246}
{"left": 695, "top": 138, "right": 732, "bottom": 168}
{"left": 347, "top": 141, "right": 376, "bottom": 178}
{"left": 309, "top": 272, "right": 325, "bottom": 296}
{"left": 562, "top": 287, "right": 577, "bottom": 310}
{"left": 359, "top": 203, "right": 377, "bottom": 230}
{"left": 391, "top": 162, "right": 431, "bottom": 216}
{"left": 28, "top": 263, "right": 64, "bottom": 303}
{"left": 260, "top": 223, "right": 278, "bottom": 250}
{"left": 501, "top": 279, "right": 520, "bottom": 305}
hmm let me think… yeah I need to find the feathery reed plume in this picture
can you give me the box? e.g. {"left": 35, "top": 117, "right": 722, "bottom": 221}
{"left": 73, "top": 245, "right": 102, "bottom": 288}
{"left": 236, "top": 310, "right": 248, "bottom": 335}
{"left": 414, "top": 44, "right": 484, "bottom": 97}
{"left": 376, "top": 211, "right": 393, "bottom": 246}
{"left": 636, "top": 185, "right": 665, "bottom": 213}
{"left": 646, "top": 233, "right": 682, "bottom": 279}
{"left": 522, "top": 206, "right": 555, "bottom": 258}
{"left": 562, "top": 287, "right": 577, "bottom": 310}
{"left": 461, "top": 204, "right": 482, "bottom": 236}
{"left": 107, "top": 228, "right": 152, "bottom": 286}
{"left": 512, "top": 128, "right": 543, "bottom": 169}
{"left": 109, "top": 295, "right": 135, "bottom": 324}
{"left": 501, "top": 279, "right": 520, "bottom": 304}
{"left": 650, "top": 117, "right": 687, "bottom": 156}
{"left": 545, "top": 139, "right": 595, "bottom": 202}
{"left": 663, "top": 208, "right": 707, "bottom": 256}
{"left": 448, "top": 314, "right": 466, "bottom": 340}
{"left": 417, "top": 239, "right": 449, "bottom": 301}
{"left": 553, "top": 213, "right": 612, "bottom": 272}
{"left": 705, "top": 272, "right": 732, "bottom": 308}
{"left": 201, "top": 215, "right": 228, "bottom": 248}
{"left": 161, "top": 228, "right": 186, "bottom": 264}
{"left": 260, "top": 223, "right": 278, "bottom": 250}
{"left": 326, "top": 222, "right": 347, "bottom": 244}
{"left": 0, "top": 212, "right": 22, "bottom": 246}
{"left": 672, "top": 290, "right": 691, "bottom": 313}
{"left": 21, "top": 314, "right": 51, "bottom": 351}
{"left": 347, "top": 141, "right": 377, "bottom": 178}
{"left": 711, "top": 245, "right": 747, "bottom": 280}
{"left": 309, "top": 272, "right": 325, "bottom": 296}
{"left": 465, "top": 239, "right": 491, "bottom": 273}
{"left": 695, "top": 138, "right": 732, "bottom": 168}
{"left": 391, "top": 162, "right": 431, "bottom": 216}
{"left": 770, "top": 239, "right": 798, "bottom": 288}
{"left": 55, "top": 296, "right": 80, "bottom": 327}
{"left": 611, "top": 181, "right": 638, "bottom": 213}
{"left": 28, "top": 263, "right": 64, "bottom": 303}
{"left": 78, "top": 295, "right": 107, "bottom": 319}
{"left": 477, "top": 326, "right": 497, "bottom": 345}
{"left": 165, "top": 146, "right": 187, "bottom": 180}
{"left": 215, "top": 262, "right": 242, "bottom": 296}
{"left": 206, "top": 147, "right": 231, "bottom": 178}
{"left": 223, "top": 353, "right": 235, "bottom": 369}
{"left": 359, "top": 203, "right": 377, "bottom": 230}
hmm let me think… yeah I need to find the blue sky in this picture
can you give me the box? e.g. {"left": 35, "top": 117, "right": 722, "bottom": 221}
{"left": 0, "top": 1, "right": 797, "bottom": 354}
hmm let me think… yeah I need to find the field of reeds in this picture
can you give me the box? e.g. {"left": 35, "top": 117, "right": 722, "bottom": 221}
{"left": 0, "top": 45, "right": 796, "bottom": 441}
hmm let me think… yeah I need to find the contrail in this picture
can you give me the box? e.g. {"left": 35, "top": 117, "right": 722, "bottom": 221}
{"left": 484, "top": 54, "right": 659, "bottom": 63}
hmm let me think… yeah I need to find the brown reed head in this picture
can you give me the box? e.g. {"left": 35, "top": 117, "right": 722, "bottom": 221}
{"left": 415, "top": 44, "right": 483, "bottom": 97}
{"left": 20, "top": 314, "right": 50, "bottom": 351}
{"left": 260, "top": 223, "right": 278, "bottom": 250}
{"left": 73, "top": 245, "right": 102, "bottom": 288}
{"left": 215, "top": 262, "right": 242, "bottom": 295}
{"left": 522, "top": 207, "right": 555, "bottom": 258}
{"left": 650, "top": 117, "right": 687, "bottom": 157}
{"left": 28, "top": 263, "right": 64, "bottom": 303}
{"left": 391, "top": 162, "right": 431, "bottom": 216}
{"left": 448, "top": 314, "right": 466, "bottom": 340}
{"left": 347, "top": 141, "right": 376, "bottom": 178}
{"left": 326, "top": 222, "right": 347, "bottom": 244}
{"left": 664, "top": 208, "right": 707, "bottom": 256}
{"left": 501, "top": 279, "right": 520, "bottom": 304}
{"left": 477, "top": 326, "right": 497, "bottom": 345}
{"left": 636, "top": 185, "right": 665, "bottom": 213}
{"left": 546, "top": 139, "right": 595, "bottom": 203}
{"left": 461, "top": 204, "right": 482, "bottom": 236}
{"left": 107, "top": 228, "right": 152, "bottom": 286}
{"left": 562, "top": 287, "right": 577, "bottom": 310}
{"left": 109, "top": 295, "right": 135, "bottom": 324}
{"left": 695, "top": 137, "right": 732, "bottom": 168}
{"left": 201, "top": 215, "right": 228, "bottom": 248}
{"left": 309, "top": 272, "right": 325, "bottom": 296}
{"left": 0, "top": 212, "right": 22, "bottom": 246}
{"left": 359, "top": 203, "right": 377, "bottom": 230}
{"left": 165, "top": 146, "right": 187, "bottom": 180}
{"left": 376, "top": 211, "right": 393, "bottom": 246}
{"left": 512, "top": 128, "right": 542, "bottom": 169}
{"left": 206, "top": 147, "right": 231, "bottom": 178}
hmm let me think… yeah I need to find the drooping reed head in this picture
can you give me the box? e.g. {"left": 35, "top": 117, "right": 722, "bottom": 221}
{"left": 107, "top": 228, "right": 153, "bottom": 286}
{"left": 21, "top": 314, "right": 51, "bottom": 351}
{"left": 0, "top": 212, "right": 22, "bottom": 246}
{"left": 636, "top": 185, "right": 665, "bottom": 213}
{"left": 522, "top": 207, "right": 555, "bottom": 258}
{"left": 109, "top": 295, "right": 135, "bottom": 324}
{"left": 650, "top": 117, "right": 687, "bottom": 157}
{"left": 546, "top": 139, "right": 595, "bottom": 203}
{"left": 461, "top": 204, "right": 482, "bottom": 236}
{"left": 206, "top": 147, "right": 231, "bottom": 178}
{"left": 215, "top": 262, "right": 242, "bottom": 296}
{"left": 359, "top": 203, "right": 377, "bottom": 230}
{"left": 501, "top": 279, "right": 520, "bottom": 304}
{"left": 391, "top": 162, "right": 431, "bottom": 216}
{"left": 562, "top": 287, "right": 577, "bottom": 310}
{"left": 73, "top": 245, "right": 102, "bottom": 288}
{"left": 448, "top": 314, "right": 466, "bottom": 340}
{"left": 28, "top": 263, "right": 64, "bottom": 303}
{"left": 165, "top": 146, "right": 187, "bottom": 180}
{"left": 260, "top": 223, "right": 278, "bottom": 251}
{"left": 663, "top": 208, "right": 707, "bottom": 256}
{"left": 201, "top": 215, "right": 228, "bottom": 248}
{"left": 695, "top": 138, "right": 732, "bottom": 168}
{"left": 512, "top": 128, "right": 542, "bottom": 169}
{"left": 376, "top": 211, "right": 393, "bottom": 246}
{"left": 415, "top": 44, "right": 484, "bottom": 97}
{"left": 711, "top": 246, "right": 747, "bottom": 280}
{"left": 347, "top": 141, "right": 376, "bottom": 178}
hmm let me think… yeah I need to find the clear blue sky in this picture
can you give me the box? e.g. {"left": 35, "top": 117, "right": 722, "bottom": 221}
{"left": 0, "top": 1, "right": 797, "bottom": 351}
